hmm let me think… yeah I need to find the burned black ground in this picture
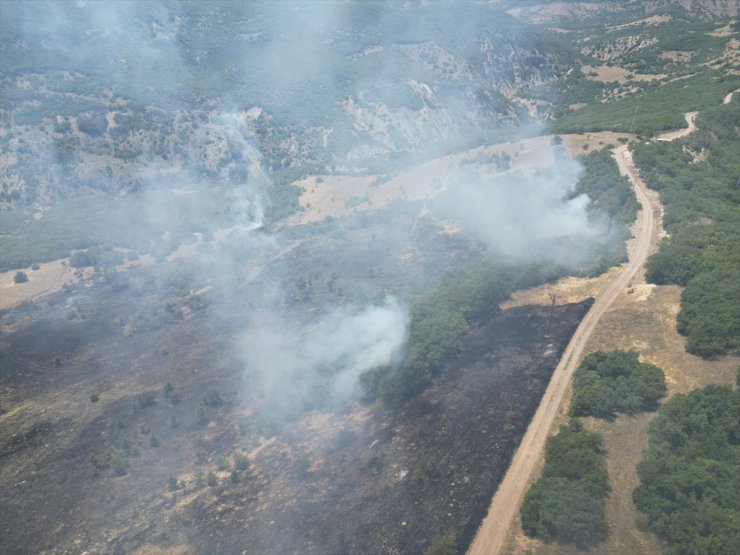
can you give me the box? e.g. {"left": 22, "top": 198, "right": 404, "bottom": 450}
{"left": 1, "top": 208, "right": 591, "bottom": 554}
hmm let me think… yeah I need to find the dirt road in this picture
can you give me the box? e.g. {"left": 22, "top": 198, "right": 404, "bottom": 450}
{"left": 655, "top": 111, "right": 698, "bottom": 141}
{"left": 467, "top": 143, "right": 660, "bottom": 555}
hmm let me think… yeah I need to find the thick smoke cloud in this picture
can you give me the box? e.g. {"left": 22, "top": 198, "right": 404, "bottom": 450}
{"left": 2, "top": 0, "right": 605, "bottom": 414}
{"left": 241, "top": 298, "right": 408, "bottom": 419}
{"left": 435, "top": 157, "right": 600, "bottom": 264}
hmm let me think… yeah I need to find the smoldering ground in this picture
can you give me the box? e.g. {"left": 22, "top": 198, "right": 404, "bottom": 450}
{"left": 2, "top": 0, "right": 604, "bottom": 408}
{"left": 2, "top": 2, "right": 621, "bottom": 553}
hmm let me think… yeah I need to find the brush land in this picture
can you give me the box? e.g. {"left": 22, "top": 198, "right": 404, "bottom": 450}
{"left": 1, "top": 2, "right": 738, "bottom": 555}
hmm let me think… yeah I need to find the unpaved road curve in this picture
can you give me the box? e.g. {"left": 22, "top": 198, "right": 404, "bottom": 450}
{"left": 467, "top": 143, "right": 660, "bottom": 555}
{"left": 656, "top": 111, "right": 697, "bottom": 141}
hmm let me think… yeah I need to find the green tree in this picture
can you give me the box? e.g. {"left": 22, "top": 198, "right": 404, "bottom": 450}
{"left": 634, "top": 386, "right": 740, "bottom": 555}
{"left": 520, "top": 420, "right": 609, "bottom": 547}
{"left": 570, "top": 350, "right": 666, "bottom": 418}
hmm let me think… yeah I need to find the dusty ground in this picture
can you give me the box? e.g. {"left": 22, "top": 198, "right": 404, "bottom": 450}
{"left": 289, "top": 132, "right": 634, "bottom": 225}
{"left": 581, "top": 65, "right": 666, "bottom": 84}
{"left": 0, "top": 227, "right": 243, "bottom": 313}
{"left": 709, "top": 24, "right": 735, "bottom": 37}
{"left": 607, "top": 14, "right": 673, "bottom": 30}
{"left": 0, "top": 260, "right": 95, "bottom": 311}
{"left": 501, "top": 267, "right": 620, "bottom": 311}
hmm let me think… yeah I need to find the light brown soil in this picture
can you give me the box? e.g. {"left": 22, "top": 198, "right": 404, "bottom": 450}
{"left": 0, "top": 227, "right": 246, "bottom": 312}
{"left": 289, "top": 132, "right": 634, "bottom": 225}
{"left": 608, "top": 14, "right": 673, "bottom": 30}
{"left": 0, "top": 260, "right": 93, "bottom": 311}
{"left": 501, "top": 267, "right": 621, "bottom": 311}
{"left": 709, "top": 25, "right": 734, "bottom": 37}
{"left": 581, "top": 65, "right": 666, "bottom": 84}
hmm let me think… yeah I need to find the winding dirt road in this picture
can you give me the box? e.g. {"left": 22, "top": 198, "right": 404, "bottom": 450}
{"left": 656, "top": 111, "right": 698, "bottom": 141}
{"left": 467, "top": 138, "right": 671, "bottom": 554}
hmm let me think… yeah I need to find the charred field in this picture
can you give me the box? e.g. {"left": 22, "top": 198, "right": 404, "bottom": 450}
{"left": 0, "top": 205, "right": 592, "bottom": 555}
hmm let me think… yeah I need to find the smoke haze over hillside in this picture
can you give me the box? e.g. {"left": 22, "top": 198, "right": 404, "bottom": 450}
{"left": 0, "top": 0, "right": 607, "bottom": 408}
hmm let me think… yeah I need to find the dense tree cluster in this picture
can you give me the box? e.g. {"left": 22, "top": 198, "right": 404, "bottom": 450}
{"left": 551, "top": 70, "right": 739, "bottom": 136}
{"left": 634, "top": 385, "right": 740, "bottom": 555}
{"left": 571, "top": 150, "right": 639, "bottom": 274}
{"left": 635, "top": 97, "right": 740, "bottom": 357}
{"left": 520, "top": 420, "right": 609, "bottom": 547}
{"left": 570, "top": 350, "right": 666, "bottom": 418}
{"left": 360, "top": 260, "right": 573, "bottom": 405}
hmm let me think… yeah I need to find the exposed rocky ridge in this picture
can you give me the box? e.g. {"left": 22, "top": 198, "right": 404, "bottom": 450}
{"left": 0, "top": 3, "right": 575, "bottom": 209}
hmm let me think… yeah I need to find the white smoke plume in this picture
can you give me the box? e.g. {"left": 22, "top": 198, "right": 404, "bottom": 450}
{"left": 241, "top": 298, "right": 409, "bottom": 418}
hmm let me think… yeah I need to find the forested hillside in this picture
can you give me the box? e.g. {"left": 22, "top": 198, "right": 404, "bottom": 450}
{"left": 634, "top": 385, "right": 740, "bottom": 555}
{"left": 634, "top": 97, "right": 740, "bottom": 357}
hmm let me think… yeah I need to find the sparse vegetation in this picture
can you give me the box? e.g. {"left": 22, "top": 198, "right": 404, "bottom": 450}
{"left": 425, "top": 532, "right": 458, "bottom": 555}
{"left": 202, "top": 388, "right": 223, "bottom": 407}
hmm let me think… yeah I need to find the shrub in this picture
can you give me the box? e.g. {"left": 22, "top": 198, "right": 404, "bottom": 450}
{"left": 167, "top": 476, "right": 179, "bottom": 491}
{"left": 135, "top": 391, "right": 157, "bottom": 410}
{"left": 233, "top": 452, "right": 250, "bottom": 471}
{"left": 425, "top": 533, "right": 457, "bottom": 555}
{"left": 203, "top": 388, "right": 223, "bottom": 407}
{"left": 111, "top": 451, "right": 129, "bottom": 476}
{"left": 13, "top": 271, "right": 28, "bottom": 284}
{"left": 163, "top": 382, "right": 174, "bottom": 398}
